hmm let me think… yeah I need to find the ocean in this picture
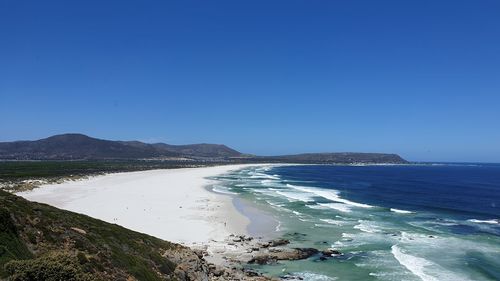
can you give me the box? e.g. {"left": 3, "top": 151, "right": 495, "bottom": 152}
{"left": 210, "top": 164, "right": 500, "bottom": 281}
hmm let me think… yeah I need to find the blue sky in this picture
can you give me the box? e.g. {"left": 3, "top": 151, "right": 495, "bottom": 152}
{"left": 1, "top": 0, "right": 499, "bottom": 162}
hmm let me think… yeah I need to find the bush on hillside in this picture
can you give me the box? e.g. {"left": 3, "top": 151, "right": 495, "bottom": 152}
{"left": 4, "top": 252, "right": 97, "bottom": 281}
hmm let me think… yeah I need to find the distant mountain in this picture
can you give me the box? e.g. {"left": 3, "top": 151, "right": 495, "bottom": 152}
{"left": 0, "top": 134, "right": 242, "bottom": 160}
{"left": 253, "top": 152, "right": 408, "bottom": 164}
{"left": 152, "top": 143, "right": 241, "bottom": 158}
{"left": 0, "top": 134, "right": 408, "bottom": 163}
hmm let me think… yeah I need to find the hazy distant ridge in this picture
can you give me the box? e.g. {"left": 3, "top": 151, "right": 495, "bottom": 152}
{"left": 259, "top": 152, "right": 408, "bottom": 164}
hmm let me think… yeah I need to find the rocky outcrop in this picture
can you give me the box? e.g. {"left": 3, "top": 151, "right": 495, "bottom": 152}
{"left": 259, "top": 238, "right": 290, "bottom": 248}
{"left": 248, "top": 248, "right": 319, "bottom": 265}
{"left": 164, "top": 245, "right": 276, "bottom": 281}
{"left": 194, "top": 233, "right": 341, "bottom": 272}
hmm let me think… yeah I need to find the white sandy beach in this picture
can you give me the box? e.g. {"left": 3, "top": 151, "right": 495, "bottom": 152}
{"left": 17, "top": 164, "right": 262, "bottom": 245}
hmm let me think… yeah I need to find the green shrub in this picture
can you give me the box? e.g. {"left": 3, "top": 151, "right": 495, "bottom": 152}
{"left": 0, "top": 208, "right": 32, "bottom": 277}
{"left": 4, "top": 252, "right": 98, "bottom": 281}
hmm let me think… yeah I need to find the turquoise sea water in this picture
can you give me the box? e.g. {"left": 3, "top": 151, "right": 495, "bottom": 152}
{"left": 210, "top": 164, "right": 500, "bottom": 281}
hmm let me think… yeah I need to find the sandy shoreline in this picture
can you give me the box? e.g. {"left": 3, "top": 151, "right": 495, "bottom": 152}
{"left": 17, "top": 164, "right": 272, "bottom": 246}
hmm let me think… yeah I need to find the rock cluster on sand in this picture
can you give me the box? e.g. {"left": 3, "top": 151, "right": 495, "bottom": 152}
{"left": 164, "top": 246, "right": 275, "bottom": 281}
{"left": 189, "top": 234, "right": 342, "bottom": 280}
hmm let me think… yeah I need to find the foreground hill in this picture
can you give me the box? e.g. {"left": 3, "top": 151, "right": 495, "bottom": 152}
{"left": 0, "top": 190, "right": 270, "bottom": 281}
{"left": 0, "top": 134, "right": 242, "bottom": 160}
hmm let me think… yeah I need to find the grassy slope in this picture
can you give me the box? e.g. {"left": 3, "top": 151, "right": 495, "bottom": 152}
{"left": 0, "top": 189, "right": 184, "bottom": 281}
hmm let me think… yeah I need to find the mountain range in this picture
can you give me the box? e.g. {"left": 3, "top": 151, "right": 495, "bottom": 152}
{"left": 0, "top": 134, "right": 408, "bottom": 164}
{"left": 0, "top": 134, "right": 241, "bottom": 160}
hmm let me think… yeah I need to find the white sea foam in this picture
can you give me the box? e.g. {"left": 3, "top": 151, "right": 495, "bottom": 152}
{"left": 306, "top": 204, "right": 328, "bottom": 210}
{"left": 391, "top": 245, "right": 439, "bottom": 281}
{"left": 249, "top": 172, "right": 280, "bottom": 180}
{"left": 318, "top": 203, "right": 352, "bottom": 213}
{"left": 288, "top": 272, "right": 337, "bottom": 281}
{"left": 211, "top": 185, "right": 237, "bottom": 195}
{"left": 320, "top": 219, "right": 345, "bottom": 225}
{"left": 266, "top": 200, "right": 284, "bottom": 208}
{"left": 314, "top": 223, "right": 338, "bottom": 228}
{"left": 251, "top": 188, "right": 279, "bottom": 197}
{"left": 467, "top": 219, "right": 499, "bottom": 224}
{"left": 353, "top": 220, "right": 381, "bottom": 233}
{"left": 286, "top": 184, "right": 373, "bottom": 208}
{"left": 261, "top": 179, "right": 276, "bottom": 185}
{"left": 391, "top": 245, "right": 467, "bottom": 281}
{"left": 390, "top": 208, "right": 415, "bottom": 214}
{"left": 275, "top": 190, "right": 315, "bottom": 202}
{"left": 341, "top": 232, "right": 355, "bottom": 238}
{"left": 275, "top": 220, "right": 282, "bottom": 232}
{"left": 399, "top": 231, "right": 437, "bottom": 243}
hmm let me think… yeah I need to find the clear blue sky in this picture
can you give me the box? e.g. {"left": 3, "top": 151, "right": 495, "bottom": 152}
{"left": 1, "top": 1, "right": 499, "bottom": 162}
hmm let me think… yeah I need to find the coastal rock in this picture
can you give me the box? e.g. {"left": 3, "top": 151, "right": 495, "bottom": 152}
{"left": 259, "top": 238, "right": 290, "bottom": 248}
{"left": 248, "top": 248, "right": 319, "bottom": 264}
{"left": 321, "top": 249, "right": 341, "bottom": 257}
{"left": 318, "top": 249, "right": 342, "bottom": 261}
{"left": 248, "top": 255, "right": 278, "bottom": 265}
{"left": 166, "top": 246, "right": 278, "bottom": 281}
{"left": 193, "top": 249, "right": 207, "bottom": 259}
{"left": 243, "top": 268, "right": 261, "bottom": 277}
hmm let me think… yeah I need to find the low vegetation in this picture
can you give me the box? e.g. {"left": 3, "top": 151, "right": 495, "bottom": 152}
{"left": 0, "top": 160, "right": 214, "bottom": 192}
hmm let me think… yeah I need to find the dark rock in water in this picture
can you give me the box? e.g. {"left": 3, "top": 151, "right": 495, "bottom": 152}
{"left": 243, "top": 268, "right": 261, "bottom": 277}
{"left": 317, "top": 249, "right": 342, "bottom": 261}
{"left": 294, "top": 248, "right": 320, "bottom": 259}
{"left": 248, "top": 248, "right": 319, "bottom": 265}
{"left": 314, "top": 240, "right": 330, "bottom": 246}
{"left": 321, "top": 249, "right": 342, "bottom": 256}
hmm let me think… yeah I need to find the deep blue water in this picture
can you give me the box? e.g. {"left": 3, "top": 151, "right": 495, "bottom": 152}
{"left": 271, "top": 164, "right": 500, "bottom": 221}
